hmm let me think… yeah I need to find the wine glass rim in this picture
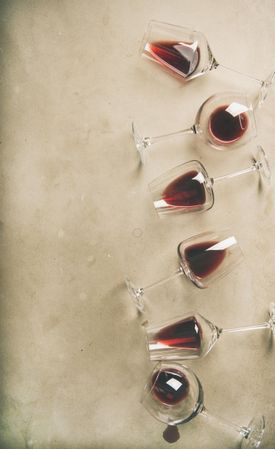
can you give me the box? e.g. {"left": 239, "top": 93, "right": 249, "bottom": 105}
{"left": 146, "top": 19, "right": 204, "bottom": 36}
{"left": 201, "top": 90, "right": 254, "bottom": 108}
{"left": 145, "top": 311, "right": 201, "bottom": 331}
{"left": 177, "top": 228, "right": 238, "bottom": 245}
{"left": 148, "top": 159, "right": 209, "bottom": 191}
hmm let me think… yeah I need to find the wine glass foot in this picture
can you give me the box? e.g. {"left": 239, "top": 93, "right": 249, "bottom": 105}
{"left": 259, "top": 70, "right": 275, "bottom": 105}
{"left": 241, "top": 416, "right": 265, "bottom": 449}
{"left": 132, "top": 122, "right": 150, "bottom": 164}
{"left": 125, "top": 278, "right": 145, "bottom": 312}
{"left": 269, "top": 302, "right": 275, "bottom": 332}
{"left": 254, "top": 146, "right": 271, "bottom": 185}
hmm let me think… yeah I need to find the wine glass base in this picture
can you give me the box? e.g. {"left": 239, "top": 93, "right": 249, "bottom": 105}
{"left": 125, "top": 278, "right": 145, "bottom": 312}
{"left": 132, "top": 122, "right": 148, "bottom": 164}
{"left": 259, "top": 70, "right": 275, "bottom": 106}
{"left": 269, "top": 302, "right": 275, "bottom": 332}
{"left": 254, "top": 146, "right": 271, "bottom": 185}
{"left": 241, "top": 416, "right": 265, "bottom": 449}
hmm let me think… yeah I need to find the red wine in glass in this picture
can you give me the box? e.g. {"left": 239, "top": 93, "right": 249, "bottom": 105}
{"left": 152, "top": 368, "right": 190, "bottom": 405}
{"left": 162, "top": 170, "right": 206, "bottom": 207}
{"left": 156, "top": 316, "right": 201, "bottom": 351}
{"left": 209, "top": 104, "right": 249, "bottom": 144}
{"left": 183, "top": 240, "right": 226, "bottom": 279}
{"left": 148, "top": 41, "right": 200, "bottom": 77}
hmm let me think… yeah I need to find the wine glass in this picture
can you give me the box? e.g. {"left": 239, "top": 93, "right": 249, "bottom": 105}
{"left": 149, "top": 146, "right": 271, "bottom": 216}
{"left": 133, "top": 90, "right": 261, "bottom": 163}
{"left": 142, "top": 361, "right": 265, "bottom": 449}
{"left": 125, "top": 229, "right": 243, "bottom": 312}
{"left": 141, "top": 20, "right": 275, "bottom": 91}
{"left": 145, "top": 303, "right": 275, "bottom": 361}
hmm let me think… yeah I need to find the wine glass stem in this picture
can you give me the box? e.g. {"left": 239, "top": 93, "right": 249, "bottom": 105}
{"left": 221, "top": 321, "right": 270, "bottom": 334}
{"left": 212, "top": 164, "right": 257, "bottom": 184}
{"left": 200, "top": 407, "right": 249, "bottom": 437}
{"left": 217, "top": 63, "right": 263, "bottom": 84}
{"left": 141, "top": 266, "right": 184, "bottom": 294}
{"left": 143, "top": 126, "right": 195, "bottom": 146}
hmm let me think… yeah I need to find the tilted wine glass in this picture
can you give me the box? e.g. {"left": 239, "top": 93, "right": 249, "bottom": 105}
{"left": 142, "top": 361, "right": 265, "bottom": 449}
{"left": 125, "top": 229, "right": 243, "bottom": 312}
{"left": 149, "top": 145, "right": 271, "bottom": 216}
{"left": 133, "top": 89, "right": 265, "bottom": 163}
{"left": 141, "top": 20, "right": 275, "bottom": 90}
{"left": 146, "top": 303, "right": 275, "bottom": 361}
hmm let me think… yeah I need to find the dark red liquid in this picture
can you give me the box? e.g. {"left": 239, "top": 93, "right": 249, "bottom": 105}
{"left": 152, "top": 368, "right": 189, "bottom": 405}
{"left": 185, "top": 240, "right": 226, "bottom": 278}
{"left": 148, "top": 41, "right": 200, "bottom": 77}
{"left": 162, "top": 170, "right": 206, "bottom": 207}
{"left": 163, "top": 425, "right": 180, "bottom": 443}
{"left": 156, "top": 316, "right": 201, "bottom": 350}
{"left": 209, "top": 105, "right": 248, "bottom": 143}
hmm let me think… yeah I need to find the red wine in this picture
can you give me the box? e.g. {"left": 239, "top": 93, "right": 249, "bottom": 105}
{"left": 156, "top": 316, "right": 201, "bottom": 350}
{"left": 209, "top": 105, "right": 248, "bottom": 143}
{"left": 152, "top": 368, "right": 189, "bottom": 405}
{"left": 162, "top": 170, "right": 206, "bottom": 207}
{"left": 163, "top": 425, "right": 180, "bottom": 443}
{"left": 185, "top": 240, "right": 226, "bottom": 278}
{"left": 148, "top": 41, "right": 200, "bottom": 77}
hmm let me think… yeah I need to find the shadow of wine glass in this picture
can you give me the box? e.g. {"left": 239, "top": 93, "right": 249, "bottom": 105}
{"left": 266, "top": 329, "right": 274, "bottom": 353}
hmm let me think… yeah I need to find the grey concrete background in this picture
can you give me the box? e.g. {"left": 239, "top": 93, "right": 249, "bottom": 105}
{"left": 0, "top": 0, "right": 274, "bottom": 448}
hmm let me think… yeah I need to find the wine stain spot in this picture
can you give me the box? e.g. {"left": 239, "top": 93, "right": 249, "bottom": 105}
{"left": 163, "top": 425, "right": 180, "bottom": 443}
{"left": 132, "top": 228, "right": 143, "bottom": 238}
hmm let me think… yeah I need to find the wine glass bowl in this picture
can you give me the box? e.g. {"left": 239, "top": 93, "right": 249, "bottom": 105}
{"left": 149, "top": 159, "right": 214, "bottom": 215}
{"left": 195, "top": 92, "right": 256, "bottom": 150}
{"left": 141, "top": 362, "right": 204, "bottom": 425}
{"left": 146, "top": 312, "right": 219, "bottom": 361}
{"left": 141, "top": 20, "right": 216, "bottom": 82}
{"left": 177, "top": 230, "right": 243, "bottom": 288}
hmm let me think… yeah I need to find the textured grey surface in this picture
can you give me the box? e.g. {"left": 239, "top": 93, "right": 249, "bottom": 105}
{"left": 0, "top": 1, "right": 274, "bottom": 448}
